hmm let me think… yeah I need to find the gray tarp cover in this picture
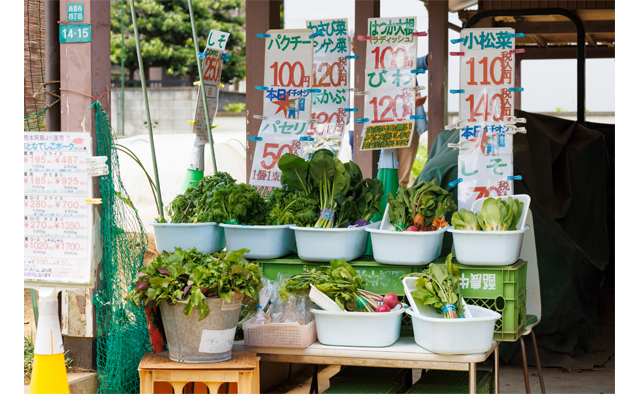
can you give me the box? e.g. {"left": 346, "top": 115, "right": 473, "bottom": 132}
{"left": 416, "top": 110, "right": 614, "bottom": 368}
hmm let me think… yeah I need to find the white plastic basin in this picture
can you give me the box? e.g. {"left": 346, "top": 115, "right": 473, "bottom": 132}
{"left": 310, "top": 306, "right": 404, "bottom": 347}
{"left": 406, "top": 305, "right": 500, "bottom": 354}
{"left": 219, "top": 224, "right": 295, "bottom": 259}
{"left": 448, "top": 225, "right": 529, "bottom": 266}
{"left": 291, "top": 222, "right": 379, "bottom": 262}
{"left": 366, "top": 225, "right": 449, "bottom": 266}
{"left": 150, "top": 221, "right": 225, "bottom": 254}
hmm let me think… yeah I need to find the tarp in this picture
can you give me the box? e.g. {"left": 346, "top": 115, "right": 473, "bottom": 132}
{"left": 416, "top": 110, "right": 614, "bottom": 367}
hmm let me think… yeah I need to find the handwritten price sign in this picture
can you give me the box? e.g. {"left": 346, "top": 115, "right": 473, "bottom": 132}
{"left": 24, "top": 258, "right": 89, "bottom": 283}
{"left": 24, "top": 172, "right": 88, "bottom": 194}
{"left": 24, "top": 216, "right": 88, "bottom": 238}
{"left": 24, "top": 151, "right": 87, "bottom": 173}
{"left": 24, "top": 195, "right": 89, "bottom": 217}
{"left": 24, "top": 236, "right": 89, "bottom": 260}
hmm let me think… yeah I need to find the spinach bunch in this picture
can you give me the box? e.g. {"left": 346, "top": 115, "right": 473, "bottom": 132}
{"left": 162, "top": 172, "right": 236, "bottom": 223}
{"left": 125, "top": 248, "right": 264, "bottom": 321}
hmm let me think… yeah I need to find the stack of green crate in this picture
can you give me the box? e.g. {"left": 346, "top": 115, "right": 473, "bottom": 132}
{"left": 323, "top": 379, "right": 404, "bottom": 394}
{"left": 406, "top": 370, "right": 494, "bottom": 394}
{"left": 329, "top": 366, "right": 413, "bottom": 393}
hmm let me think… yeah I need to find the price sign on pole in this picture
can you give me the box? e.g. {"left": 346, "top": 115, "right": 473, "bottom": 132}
{"left": 360, "top": 17, "right": 418, "bottom": 151}
{"left": 24, "top": 132, "right": 99, "bottom": 288}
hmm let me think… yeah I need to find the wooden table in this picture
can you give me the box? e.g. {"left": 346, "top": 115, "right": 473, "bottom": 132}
{"left": 138, "top": 351, "right": 260, "bottom": 394}
{"left": 234, "top": 337, "right": 499, "bottom": 394}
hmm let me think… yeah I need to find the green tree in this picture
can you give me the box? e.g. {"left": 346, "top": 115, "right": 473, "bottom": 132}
{"left": 111, "top": 0, "right": 245, "bottom": 84}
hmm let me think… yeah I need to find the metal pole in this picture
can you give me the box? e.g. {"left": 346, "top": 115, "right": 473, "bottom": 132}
{"left": 121, "top": 0, "right": 125, "bottom": 137}
{"left": 128, "top": 0, "right": 165, "bottom": 218}
{"left": 45, "top": 0, "right": 60, "bottom": 131}
{"left": 186, "top": 0, "right": 218, "bottom": 174}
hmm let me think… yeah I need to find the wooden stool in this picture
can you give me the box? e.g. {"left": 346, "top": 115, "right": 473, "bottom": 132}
{"left": 138, "top": 351, "right": 260, "bottom": 394}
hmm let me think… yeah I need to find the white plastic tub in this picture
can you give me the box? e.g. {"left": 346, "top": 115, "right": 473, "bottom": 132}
{"left": 402, "top": 277, "right": 472, "bottom": 318}
{"left": 310, "top": 306, "right": 404, "bottom": 347}
{"left": 366, "top": 225, "right": 449, "bottom": 266}
{"left": 448, "top": 225, "right": 529, "bottom": 266}
{"left": 219, "top": 224, "right": 295, "bottom": 259}
{"left": 150, "top": 221, "right": 225, "bottom": 254}
{"left": 406, "top": 305, "right": 501, "bottom": 354}
{"left": 291, "top": 222, "right": 379, "bottom": 262}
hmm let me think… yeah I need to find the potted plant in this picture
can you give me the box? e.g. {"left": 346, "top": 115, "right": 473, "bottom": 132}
{"left": 149, "top": 172, "right": 235, "bottom": 254}
{"left": 125, "top": 247, "right": 263, "bottom": 363}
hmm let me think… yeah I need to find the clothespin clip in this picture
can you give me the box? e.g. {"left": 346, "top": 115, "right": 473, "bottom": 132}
{"left": 515, "top": 117, "right": 527, "bottom": 123}
{"left": 505, "top": 126, "right": 527, "bottom": 135}
{"left": 222, "top": 53, "right": 230, "bottom": 59}
{"left": 451, "top": 38, "right": 464, "bottom": 44}
{"left": 447, "top": 142, "right": 467, "bottom": 150}
{"left": 450, "top": 52, "right": 465, "bottom": 56}
{"left": 411, "top": 85, "right": 426, "bottom": 92}
{"left": 248, "top": 136, "right": 263, "bottom": 141}
{"left": 509, "top": 87, "right": 524, "bottom": 92}
{"left": 188, "top": 120, "right": 197, "bottom": 125}
{"left": 218, "top": 83, "right": 225, "bottom": 87}
{"left": 507, "top": 175, "right": 522, "bottom": 181}
{"left": 344, "top": 108, "right": 358, "bottom": 112}
{"left": 197, "top": 52, "right": 207, "bottom": 59}
{"left": 257, "top": 33, "right": 271, "bottom": 38}
{"left": 252, "top": 115, "right": 268, "bottom": 120}
{"left": 307, "top": 88, "right": 322, "bottom": 93}
{"left": 354, "top": 90, "right": 370, "bottom": 96}
{"left": 510, "top": 48, "right": 526, "bottom": 54}
{"left": 308, "top": 118, "right": 320, "bottom": 123}
{"left": 450, "top": 89, "right": 465, "bottom": 94}
{"left": 510, "top": 33, "right": 525, "bottom": 38}
{"left": 193, "top": 81, "right": 201, "bottom": 86}
{"left": 222, "top": 57, "right": 229, "bottom": 62}
{"left": 411, "top": 68, "right": 425, "bottom": 74}
{"left": 346, "top": 55, "right": 359, "bottom": 60}
{"left": 345, "top": 88, "right": 357, "bottom": 92}
{"left": 300, "top": 136, "right": 314, "bottom": 141}
{"left": 309, "top": 31, "right": 324, "bottom": 39}
{"left": 354, "top": 118, "right": 369, "bottom": 124}
{"left": 86, "top": 156, "right": 107, "bottom": 164}
{"left": 504, "top": 116, "right": 526, "bottom": 123}
{"left": 85, "top": 198, "right": 102, "bottom": 204}
{"left": 444, "top": 121, "right": 462, "bottom": 130}
{"left": 357, "top": 35, "right": 372, "bottom": 41}
{"left": 412, "top": 31, "right": 428, "bottom": 37}
{"left": 448, "top": 178, "right": 463, "bottom": 188}
{"left": 410, "top": 115, "right": 425, "bottom": 120}
{"left": 255, "top": 86, "right": 269, "bottom": 91}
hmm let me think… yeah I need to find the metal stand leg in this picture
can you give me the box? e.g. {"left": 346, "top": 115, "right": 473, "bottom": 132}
{"left": 469, "top": 362, "right": 477, "bottom": 394}
{"left": 520, "top": 337, "right": 531, "bottom": 394}
{"left": 531, "top": 331, "right": 546, "bottom": 394}
{"left": 309, "top": 364, "right": 319, "bottom": 394}
{"left": 495, "top": 343, "right": 500, "bottom": 394}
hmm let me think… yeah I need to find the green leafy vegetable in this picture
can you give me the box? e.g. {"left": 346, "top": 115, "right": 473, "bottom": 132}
{"left": 266, "top": 187, "right": 318, "bottom": 227}
{"left": 209, "top": 182, "right": 270, "bottom": 225}
{"left": 451, "top": 197, "right": 524, "bottom": 231}
{"left": 125, "top": 248, "right": 264, "bottom": 321}
{"left": 162, "top": 172, "right": 236, "bottom": 223}
{"left": 387, "top": 179, "right": 456, "bottom": 232}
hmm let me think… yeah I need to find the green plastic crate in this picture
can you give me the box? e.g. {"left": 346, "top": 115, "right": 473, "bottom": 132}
{"left": 330, "top": 366, "right": 412, "bottom": 392}
{"left": 257, "top": 254, "right": 414, "bottom": 296}
{"left": 406, "top": 370, "right": 494, "bottom": 394}
{"left": 324, "top": 379, "right": 404, "bottom": 394}
{"left": 430, "top": 258, "right": 528, "bottom": 342}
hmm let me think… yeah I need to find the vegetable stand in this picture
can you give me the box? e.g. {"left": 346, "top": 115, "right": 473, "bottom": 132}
{"left": 233, "top": 337, "right": 500, "bottom": 394}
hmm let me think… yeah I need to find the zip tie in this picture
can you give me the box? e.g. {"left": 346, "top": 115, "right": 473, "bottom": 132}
{"left": 188, "top": 120, "right": 197, "bottom": 125}
{"left": 197, "top": 52, "right": 207, "bottom": 59}
{"left": 344, "top": 108, "right": 358, "bottom": 112}
{"left": 255, "top": 86, "right": 269, "bottom": 91}
{"left": 354, "top": 118, "right": 369, "bottom": 124}
{"left": 345, "top": 88, "right": 357, "bottom": 92}
{"left": 300, "top": 136, "right": 314, "bottom": 141}
{"left": 248, "top": 136, "right": 262, "bottom": 141}
{"left": 412, "top": 86, "right": 426, "bottom": 92}
{"left": 412, "top": 31, "right": 428, "bottom": 36}
{"left": 509, "top": 87, "right": 524, "bottom": 92}
{"left": 307, "top": 88, "right": 322, "bottom": 93}
{"left": 257, "top": 33, "right": 270, "bottom": 38}
{"left": 450, "top": 52, "right": 465, "bottom": 56}
{"left": 193, "top": 81, "right": 201, "bottom": 86}
{"left": 252, "top": 115, "right": 267, "bottom": 120}
{"left": 508, "top": 175, "right": 522, "bottom": 180}
{"left": 357, "top": 35, "right": 372, "bottom": 41}
{"left": 451, "top": 38, "right": 464, "bottom": 44}
{"left": 345, "top": 55, "right": 359, "bottom": 60}
{"left": 85, "top": 198, "right": 102, "bottom": 204}
{"left": 410, "top": 115, "right": 425, "bottom": 120}
{"left": 450, "top": 89, "right": 465, "bottom": 94}
{"left": 510, "top": 48, "right": 526, "bottom": 54}
{"left": 309, "top": 31, "right": 324, "bottom": 39}
{"left": 354, "top": 90, "right": 370, "bottom": 96}
{"left": 411, "top": 68, "right": 425, "bottom": 74}
{"left": 510, "top": 33, "right": 525, "bottom": 38}
{"left": 448, "top": 178, "right": 463, "bottom": 188}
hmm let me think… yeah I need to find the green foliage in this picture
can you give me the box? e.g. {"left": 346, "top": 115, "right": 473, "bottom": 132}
{"left": 402, "top": 254, "right": 463, "bottom": 318}
{"left": 223, "top": 102, "right": 246, "bottom": 112}
{"left": 451, "top": 197, "right": 524, "bottom": 231}
{"left": 164, "top": 171, "right": 236, "bottom": 223}
{"left": 266, "top": 187, "right": 318, "bottom": 227}
{"left": 411, "top": 141, "right": 429, "bottom": 181}
{"left": 126, "top": 248, "right": 263, "bottom": 320}
{"left": 387, "top": 179, "right": 456, "bottom": 231}
{"left": 210, "top": 182, "right": 270, "bottom": 225}
{"left": 111, "top": 0, "right": 246, "bottom": 82}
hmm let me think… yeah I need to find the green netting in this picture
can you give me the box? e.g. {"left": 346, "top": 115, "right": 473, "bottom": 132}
{"left": 91, "top": 101, "right": 152, "bottom": 393}
{"left": 24, "top": 108, "right": 47, "bottom": 131}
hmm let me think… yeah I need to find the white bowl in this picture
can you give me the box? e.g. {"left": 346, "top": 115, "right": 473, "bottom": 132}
{"left": 448, "top": 225, "right": 529, "bottom": 266}
{"left": 367, "top": 225, "right": 449, "bottom": 266}
{"left": 291, "top": 222, "right": 379, "bottom": 262}
{"left": 150, "top": 221, "right": 225, "bottom": 254}
{"left": 219, "top": 224, "right": 295, "bottom": 259}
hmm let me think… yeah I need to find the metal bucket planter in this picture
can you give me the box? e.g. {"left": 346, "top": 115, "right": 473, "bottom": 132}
{"left": 159, "top": 292, "right": 243, "bottom": 363}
